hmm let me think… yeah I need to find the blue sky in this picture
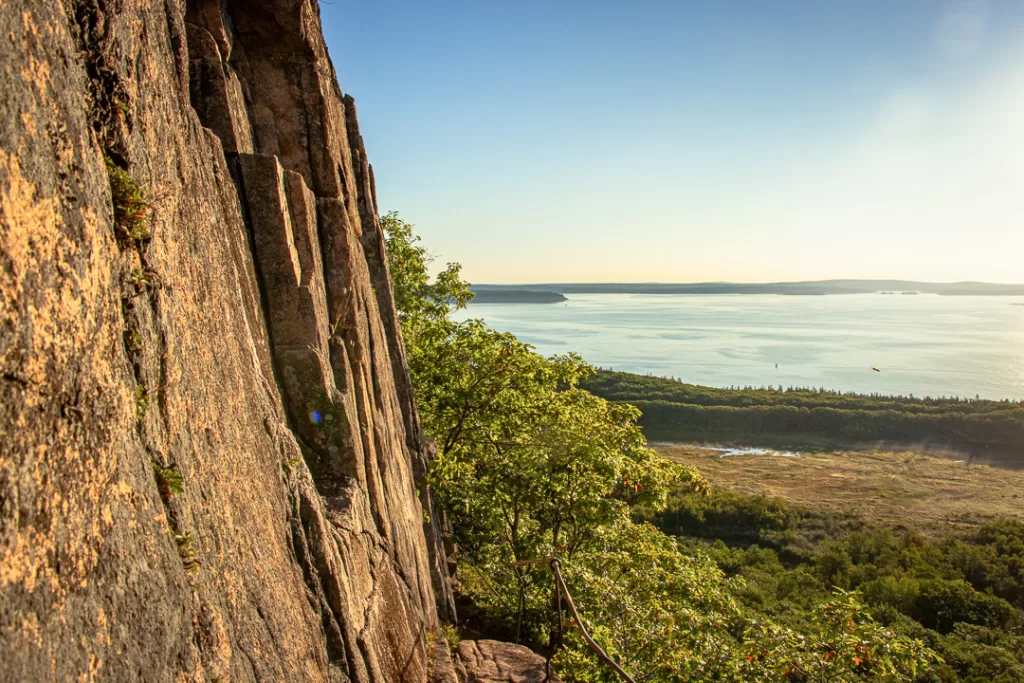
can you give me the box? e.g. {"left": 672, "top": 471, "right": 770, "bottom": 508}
{"left": 321, "top": 1, "right": 1024, "bottom": 283}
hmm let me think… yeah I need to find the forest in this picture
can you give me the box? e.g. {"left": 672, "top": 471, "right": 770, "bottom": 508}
{"left": 651, "top": 486, "right": 1024, "bottom": 682}
{"left": 583, "top": 370, "right": 1024, "bottom": 459}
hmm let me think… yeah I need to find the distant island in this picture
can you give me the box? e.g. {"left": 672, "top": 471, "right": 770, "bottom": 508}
{"left": 471, "top": 279, "right": 1024, "bottom": 297}
{"left": 469, "top": 289, "right": 567, "bottom": 304}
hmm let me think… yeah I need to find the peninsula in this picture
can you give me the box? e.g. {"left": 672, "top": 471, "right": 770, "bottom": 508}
{"left": 470, "top": 289, "right": 567, "bottom": 303}
{"left": 472, "top": 280, "right": 1024, "bottom": 297}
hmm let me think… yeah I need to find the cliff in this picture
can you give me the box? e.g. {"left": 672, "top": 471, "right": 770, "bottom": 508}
{"left": 0, "top": 0, "right": 457, "bottom": 680}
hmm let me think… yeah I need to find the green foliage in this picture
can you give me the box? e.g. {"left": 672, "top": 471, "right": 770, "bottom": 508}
{"left": 658, "top": 486, "right": 795, "bottom": 546}
{"left": 654, "top": 484, "right": 1024, "bottom": 682}
{"left": 126, "top": 327, "right": 143, "bottom": 352}
{"left": 553, "top": 520, "right": 744, "bottom": 682}
{"left": 934, "top": 624, "right": 1024, "bottom": 683}
{"left": 384, "top": 212, "right": 939, "bottom": 682}
{"left": 740, "top": 591, "right": 940, "bottom": 682}
{"left": 583, "top": 370, "right": 1024, "bottom": 453}
{"left": 585, "top": 370, "right": 1023, "bottom": 413}
{"left": 105, "top": 154, "right": 153, "bottom": 243}
{"left": 135, "top": 384, "right": 150, "bottom": 421}
{"left": 129, "top": 267, "right": 154, "bottom": 289}
{"left": 441, "top": 622, "right": 462, "bottom": 650}
{"left": 909, "top": 580, "right": 1016, "bottom": 634}
{"left": 174, "top": 530, "right": 200, "bottom": 573}
{"left": 382, "top": 211, "right": 472, "bottom": 330}
{"left": 420, "top": 322, "right": 692, "bottom": 642}
{"left": 152, "top": 461, "right": 184, "bottom": 501}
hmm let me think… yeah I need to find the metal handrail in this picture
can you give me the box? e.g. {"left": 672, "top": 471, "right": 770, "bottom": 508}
{"left": 512, "top": 557, "right": 637, "bottom": 683}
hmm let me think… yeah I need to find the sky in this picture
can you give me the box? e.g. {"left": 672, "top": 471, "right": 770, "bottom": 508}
{"left": 320, "top": 0, "right": 1024, "bottom": 284}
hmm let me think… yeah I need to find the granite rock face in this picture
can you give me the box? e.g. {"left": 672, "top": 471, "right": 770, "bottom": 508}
{"left": 0, "top": 0, "right": 453, "bottom": 680}
{"left": 455, "top": 640, "right": 562, "bottom": 683}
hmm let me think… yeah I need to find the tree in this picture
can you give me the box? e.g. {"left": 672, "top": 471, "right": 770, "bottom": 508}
{"left": 382, "top": 212, "right": 938, "bottom": 681}
{"left": 381, "top": 210, "right": 472, "bottom": 352}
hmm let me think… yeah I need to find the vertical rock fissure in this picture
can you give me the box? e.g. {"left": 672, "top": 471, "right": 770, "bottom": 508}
{"left": 2, "top": 0, "right": 454, "bottom": 679}
{"left": 226, "top": 154, "right": 296, "bottom": 430}
{"left": 83, "top": 0, "right": 197, "bottom": 588}
{"left": 288, "top": 492, "right": 350, "bottom": 673}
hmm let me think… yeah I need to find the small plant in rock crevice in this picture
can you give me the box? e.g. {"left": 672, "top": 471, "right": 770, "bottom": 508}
{"left": 135, "top": 384, "right": 150, "bottom": 421}
{"left": 112, "top": 97, "right": 130, "bottom": 123}
{"left": 128, "top": 267, "right": 158, "bottom": 290}
{"left": 174, "top": 530, "right": 201, "bottom": 573}
{"left": 126, "top": 327, "right": 143, "bottom": 352}
{"left": 105, "top": 153, "right": 153, "bottom": 244}
{"left": 441, "top": 623, "right": 461, "bottom": 651}
{"left": 152, "top": 462, "right": 183, "bottom": 501}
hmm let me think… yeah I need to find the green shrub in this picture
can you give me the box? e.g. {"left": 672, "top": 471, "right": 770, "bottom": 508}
{"left": 174, "top": 531, "right": 200, "bottom": 573}
{"left": 105, "top": 154, "right": 152, "bottom": 243}
{"left": 152, "top": 462, "right": 183, "bottom": 501}
{"left": 135, "top": 384, "right": 150, "bottom": 421}
{"left": 912, "top": 580, "right": 1017, "bottom": 633}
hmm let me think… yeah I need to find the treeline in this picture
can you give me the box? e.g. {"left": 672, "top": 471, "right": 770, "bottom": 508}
{"left": 648, "top": 487, "right": 1024, "bottom": 682}
{"left": 585, "top": 370, "right": 1023, "bottom": 412}
{"left": 582, "top": 370, "right": 1024, "bottom": 454}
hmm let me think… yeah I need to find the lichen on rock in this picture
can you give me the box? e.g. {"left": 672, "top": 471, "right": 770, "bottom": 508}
{"left": 0, "top": 0, "right": 453, "bottom": 680}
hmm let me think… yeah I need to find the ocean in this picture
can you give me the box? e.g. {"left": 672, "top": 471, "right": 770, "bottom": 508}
{"left": 454, "top": 293, "right": 1024, "bottom": 400}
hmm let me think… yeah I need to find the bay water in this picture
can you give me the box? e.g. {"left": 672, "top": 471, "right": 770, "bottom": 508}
{"left": 454, "top": 293, "right": 1024, "bottom": 400}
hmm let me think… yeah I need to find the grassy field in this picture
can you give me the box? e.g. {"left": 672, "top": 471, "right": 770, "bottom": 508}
{"left": 656, "top": 442, "right": 1024, "bottom": 538}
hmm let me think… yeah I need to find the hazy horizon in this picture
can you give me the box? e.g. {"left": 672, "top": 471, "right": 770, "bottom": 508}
{"left": 322, "top": 1, "right": 1023, "bottom": 284}
{"left": 470, "top": 278, "right": 1024, "bottom": 286}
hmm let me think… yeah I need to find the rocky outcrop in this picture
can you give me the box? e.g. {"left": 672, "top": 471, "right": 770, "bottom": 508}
{"left": 0, "top": 0, "right": 452, "bottom": 680}
{"left": 455, "top": 640, "right": 561, "bottom": 683}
